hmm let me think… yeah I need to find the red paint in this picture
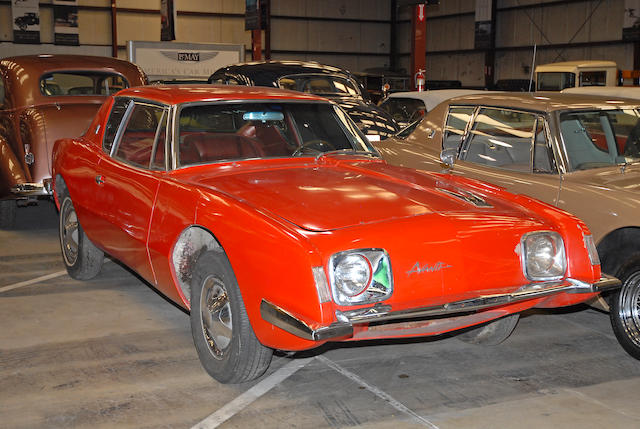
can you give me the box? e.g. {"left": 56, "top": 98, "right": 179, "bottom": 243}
{"left": 52, "top": 85, "right": 606, "bottom": 351}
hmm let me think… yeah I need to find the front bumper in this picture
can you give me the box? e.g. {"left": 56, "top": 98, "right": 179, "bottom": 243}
{"left": 260, "top": 275, "right": 621, "bottom": 342}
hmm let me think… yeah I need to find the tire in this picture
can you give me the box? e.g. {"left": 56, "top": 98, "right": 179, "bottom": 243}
{"left": 456, "top": 314, "right": 520, "bottom": 346}
{"left": 0, "top": 200, "right": 17, "bottom": 230}
{"left": 190, "top": 250, "right": 273, "bottom": 383}
{"left": 609, "top": 263, "right": 640, "bottom": 360}
{"left": 59, "top": 193, "right": 104, "bottom": 280}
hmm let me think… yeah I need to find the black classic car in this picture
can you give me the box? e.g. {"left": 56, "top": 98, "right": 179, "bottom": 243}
{"left": 208, "top": 61, "right": 399, "bottom": 140}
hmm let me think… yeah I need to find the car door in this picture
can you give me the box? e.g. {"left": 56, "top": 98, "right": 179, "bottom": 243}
{"left": 447, "top": 105, "right": 563, "bottom": 206}
{"left": 92, "top": 98, "right": 169, "bottom": 283}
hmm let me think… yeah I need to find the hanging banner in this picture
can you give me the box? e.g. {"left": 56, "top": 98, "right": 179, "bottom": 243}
{"left": 160, "top": 0, "right": 177, "bottom": 41}
{"left": 53, "top": 0, "right": 79, "bottom": 46}
{"left": 11, "top": 0, "right": 40, "bottom": 44}
{"left": 623, "top": 0, "right": 640, "bottom": 41}
{"left": 474, "top": 0, "right": 493, "bottom": 50}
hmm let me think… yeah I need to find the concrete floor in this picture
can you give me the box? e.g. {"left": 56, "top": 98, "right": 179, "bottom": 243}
{"left": 2, "top": 202, "right": 640, "bottom": 429}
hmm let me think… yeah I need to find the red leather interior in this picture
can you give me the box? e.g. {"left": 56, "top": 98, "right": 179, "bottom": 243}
{"left": 181, "top": 132, "right": 265, "bottom": 164}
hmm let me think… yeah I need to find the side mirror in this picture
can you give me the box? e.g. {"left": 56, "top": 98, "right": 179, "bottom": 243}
{"left": 440, "top": 147, "right": 457, "bottom": 169}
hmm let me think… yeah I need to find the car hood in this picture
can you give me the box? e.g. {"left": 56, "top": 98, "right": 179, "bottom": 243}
{"left": 565, "top": 163, "right": 640, "bottom": 193}
{"left": 183, "top": 159, "right": 543, "bottom": 232}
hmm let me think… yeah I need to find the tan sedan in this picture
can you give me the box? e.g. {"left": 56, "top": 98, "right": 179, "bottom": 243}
{"left": 375, "top": 92, "right": 640, "bottom": 360}
{"left": 0, "top": 54, "right": 147, "bottom": 228}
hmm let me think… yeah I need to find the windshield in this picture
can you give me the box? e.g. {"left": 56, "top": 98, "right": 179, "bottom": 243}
{"left": 177, "top": 101, "right": 375, "bottom": 166}
{"left": 278, "top": 74, "right": 361, "bottom": 98}
{"left": 559, "top": 109, "right": 640, "bottom": 170}
{"left": 379, "top": 98, "right": 426, "bottom": 125}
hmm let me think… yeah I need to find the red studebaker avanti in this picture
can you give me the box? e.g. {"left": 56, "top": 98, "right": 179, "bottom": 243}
{"left": 52, "top": 85, "right": 619, "bottom": 383}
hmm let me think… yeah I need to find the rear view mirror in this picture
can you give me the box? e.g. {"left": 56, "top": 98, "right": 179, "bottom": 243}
{"left": 243, "top": 111, "right": 284, "bottom": 122}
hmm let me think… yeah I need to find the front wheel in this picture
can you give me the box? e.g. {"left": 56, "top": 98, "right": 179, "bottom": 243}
{"left": 610, "top": 266, "right": 640, "bottom": 360}
{"left": 59, "top": 194, "right": 104, "bottom": 280}
{"left": 190, "top": 250, "right": 273, "bottom": 383}
{"left": 456, "top": 314, "right": 520, "bottom": 346}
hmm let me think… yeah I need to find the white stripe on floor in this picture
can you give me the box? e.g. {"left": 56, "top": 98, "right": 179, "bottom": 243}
{"left": 0, "top": 270, "right": 68, "bottom": 293}
{"left": 192, "top": 357, "right": 315, "bottom": 429}
{"left": 317, "top": 355, "right": 440, "bottom": 428}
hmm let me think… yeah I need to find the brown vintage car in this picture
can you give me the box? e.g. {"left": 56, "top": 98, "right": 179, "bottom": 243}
{"left": 0, "top": 54, "right": 147, "bottom": 228}
{"left": 375, "top": 92, "right": 640, "bottom": 360}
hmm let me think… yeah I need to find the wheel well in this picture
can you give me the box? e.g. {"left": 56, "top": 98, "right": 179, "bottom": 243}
{"left": 54, "top": 174, "right": 67, "bottom": 201}
{"left": 172, "top": 226, "right": 222, "bottom": 306}
{"left": 597, "top": 227, "right": 640, "bottom": 275}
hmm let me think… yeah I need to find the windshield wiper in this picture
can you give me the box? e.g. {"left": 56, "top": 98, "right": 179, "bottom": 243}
{"left": 315, "top": 149, "right": 379, "bottom": 161}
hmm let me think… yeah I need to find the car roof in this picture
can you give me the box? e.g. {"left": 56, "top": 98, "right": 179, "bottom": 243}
{"left": 116, "top": 84, "right": 328, "bottom": 105}
{"left": 211, "top": 60, "right": 356, "bottom": 82}
{"left": 386, "top": 89, "right": 492, "bottom": 110}
{"left": 0, "top": 54, "right": 144, "bottom": 76}
{"left": 443, "top": 91, "right": 640, "bottom": 113}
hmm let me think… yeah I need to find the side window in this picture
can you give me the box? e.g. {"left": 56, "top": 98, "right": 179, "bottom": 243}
{"left": 114, "top": 103, "right": 167, "bottom": 169}
{"left": 462, "top": 108, "right": 536, "bottom": 172}
{"left": 102, "top": 98, "right": 132, "bottom": 154}
{"left": 443, "top": 106, "right": 475, "bottom": 151}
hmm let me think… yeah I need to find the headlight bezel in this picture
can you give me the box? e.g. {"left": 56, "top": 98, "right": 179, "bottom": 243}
{"left": 328, "top": 248, "right": 393, "bottom": 306}
{"left": 521, "top": 231, "right": 567, "bottom": 281}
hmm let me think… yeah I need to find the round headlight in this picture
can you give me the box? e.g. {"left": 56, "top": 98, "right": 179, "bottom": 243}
{"left": 523, "top": 232, "right": 566, "bottom": 280}
{"left": 528, "top": 236, "right": 556, "bottom": 272}
{"left": 334, "top": 254, "right": 371, "bottom": 297}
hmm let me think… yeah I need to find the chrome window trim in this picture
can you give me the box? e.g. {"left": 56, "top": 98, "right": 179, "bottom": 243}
{"left": 110, "top": 100, "right": 170, "bottom": 170}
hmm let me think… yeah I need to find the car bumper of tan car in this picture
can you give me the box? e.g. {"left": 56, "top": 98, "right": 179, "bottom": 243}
{"left": 260, "top": 275, "right": 621, "bottom": 342}
{"left": 10, "top": 179, "right": 53, "bottom": 197}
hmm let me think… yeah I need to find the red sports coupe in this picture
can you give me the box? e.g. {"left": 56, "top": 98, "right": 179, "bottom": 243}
{"left": 52, "top": 85, "right": 619, "bottom": 383}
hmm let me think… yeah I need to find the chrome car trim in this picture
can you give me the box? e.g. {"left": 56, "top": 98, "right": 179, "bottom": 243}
{"left": 10, "top": 182, "right": 50, "bottom": 196}
{"left": 260, "top": 275, "right": 620, "bottom": 341}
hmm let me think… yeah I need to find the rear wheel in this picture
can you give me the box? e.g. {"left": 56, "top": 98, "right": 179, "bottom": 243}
{"left": 190, "top": 250, "right": 273, "bottom": 383}
{"left": 0, "top": 200, "right": 16, "bottom": 229}
{"left": 610, "top": 264, "right": 640, "bottom": 360}
{"left": 456, "top": 314, "right": 520, "bottom": 346}
{"left": 59, "top": 193, "right": 104, "bottom": 280}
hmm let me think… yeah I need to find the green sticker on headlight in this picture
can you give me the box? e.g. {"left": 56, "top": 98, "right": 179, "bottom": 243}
{"left": 373, "top": 256, "right": 391, "bottom": 289}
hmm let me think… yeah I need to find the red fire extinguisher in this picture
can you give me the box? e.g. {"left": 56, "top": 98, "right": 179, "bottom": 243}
{"left": 415, "top": 69, "right": 425, "bottom": 91}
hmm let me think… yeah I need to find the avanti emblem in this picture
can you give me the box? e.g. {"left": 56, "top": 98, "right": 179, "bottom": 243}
{"left": 407, "top": 261, "right": 452, "bottom": 276}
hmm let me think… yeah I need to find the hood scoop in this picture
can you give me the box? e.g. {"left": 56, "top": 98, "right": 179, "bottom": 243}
{"left": 436, "top": 187, "right": 493, "bottom": 208}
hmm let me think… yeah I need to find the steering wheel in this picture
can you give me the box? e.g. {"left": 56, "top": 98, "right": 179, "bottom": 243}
{"left": 292, "top": 140, "right": 335, "bottom": 156}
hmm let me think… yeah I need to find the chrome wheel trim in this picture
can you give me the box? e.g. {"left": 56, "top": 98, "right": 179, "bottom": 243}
{"left": 200, "top": 274, "right": 233, "bottom": 360}
{"left": 618, "top": 272, "right": 640, "bottom": 347}
{"left": 60, "top": 199, "right": 79, "bottom": 266}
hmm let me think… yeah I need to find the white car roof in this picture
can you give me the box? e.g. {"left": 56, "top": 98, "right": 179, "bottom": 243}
{"left": 385, "top": 89, "right": 491, "bottom": 111}
{"left": 561, "top": 86, "right": 640, "bottom": 100}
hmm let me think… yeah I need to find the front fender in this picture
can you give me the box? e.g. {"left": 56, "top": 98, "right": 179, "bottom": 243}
{"left": 0, "top": 134, "right": 28, "bottom": 198}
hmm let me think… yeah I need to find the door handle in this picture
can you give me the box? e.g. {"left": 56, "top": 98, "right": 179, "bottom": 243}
{"left": 95, "top": 175, "right": 105, "bottom": 185}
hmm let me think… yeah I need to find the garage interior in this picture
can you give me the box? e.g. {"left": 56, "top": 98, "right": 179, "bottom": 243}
{"left": 2, "top": 0, "right": 640, "bottom": 428}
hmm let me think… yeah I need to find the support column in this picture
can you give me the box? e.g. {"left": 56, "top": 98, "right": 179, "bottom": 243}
{"left": 111, "top": 1, "right": 117, "bottom": 58}
{"left": 411, "top": 3, "right": 427, "bottom": 90}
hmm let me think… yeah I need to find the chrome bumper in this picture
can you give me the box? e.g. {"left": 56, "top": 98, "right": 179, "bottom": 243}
{"left": 10, "top": 180, "right": 52, "bottom": 197}
{"left": 260, "top": 275, "right": 620, "bottom": 342}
